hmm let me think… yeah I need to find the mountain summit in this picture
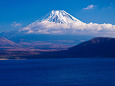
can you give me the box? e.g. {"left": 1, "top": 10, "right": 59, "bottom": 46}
{"left": 22, "top": 10, "right": 84, "bottom": 34}
{"left": 41, "top": 10, "right": 82, "bottom": 24}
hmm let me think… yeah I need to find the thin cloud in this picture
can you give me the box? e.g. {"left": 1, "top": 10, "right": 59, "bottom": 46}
{"left": 12, "top": 22, "right": 22, "bottom": 27}
{"left": 83, "top": 5, "right": 96, "bottom": 10}
{"left": 110, "top": 3, "right": 113, "bottom": 5}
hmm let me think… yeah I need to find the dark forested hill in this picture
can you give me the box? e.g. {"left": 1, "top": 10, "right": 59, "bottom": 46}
{"left": 67, "top": 37, "right": 115, "bottom": 57}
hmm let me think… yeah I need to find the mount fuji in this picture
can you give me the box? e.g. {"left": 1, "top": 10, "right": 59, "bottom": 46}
{"left": 0, "top": 10, "right": 96, "bottom": 49}
{"left": 41, "top": 10, "right": 82, "bottom": 24}
{"left": 21, "top": 10, "right": 85, "bottom": 34}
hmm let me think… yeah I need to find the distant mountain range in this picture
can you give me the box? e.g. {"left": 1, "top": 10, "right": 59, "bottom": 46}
{"left": 0, "top": 37, "right": 20, "bottom": 48}
{"left": 20, "top": 37, "right": 115, "bottom": 59}
{"left": 1, "top": 37, "right": 115, "bottom": 59}
{"left": 0, "top": 33, "right": 92, "bottom": 50}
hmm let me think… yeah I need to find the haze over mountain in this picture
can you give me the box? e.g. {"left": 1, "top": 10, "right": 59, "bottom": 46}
{"left": 0, "top": 37, "right": 20, "bottom": 48}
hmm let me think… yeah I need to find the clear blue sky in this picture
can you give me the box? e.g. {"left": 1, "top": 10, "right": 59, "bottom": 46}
{"left": 0, "top": 0, "right": 115, "bottom": 32}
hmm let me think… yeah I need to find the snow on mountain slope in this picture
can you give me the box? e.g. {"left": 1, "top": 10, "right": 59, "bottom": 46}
{"left": 41, "top": 10, "right": 82, "bottom": 24}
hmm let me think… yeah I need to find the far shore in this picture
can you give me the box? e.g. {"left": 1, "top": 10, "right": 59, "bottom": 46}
{"left": 0, "top": 58, "right": 27, "bottom": 60}
{"left": 0, "top": 58, "right": 8, "bottom": 60}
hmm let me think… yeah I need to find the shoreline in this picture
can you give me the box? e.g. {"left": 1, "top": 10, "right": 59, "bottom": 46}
{"left": 0, "top": 58, "right": 8, "bottom": 60}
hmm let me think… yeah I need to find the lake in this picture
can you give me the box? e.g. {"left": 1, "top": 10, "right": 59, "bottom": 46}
{"left": 0, "top": 58, "right": 115, "bottom": 86}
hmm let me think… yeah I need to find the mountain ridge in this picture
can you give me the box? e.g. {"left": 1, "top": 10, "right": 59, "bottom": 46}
{"left": 0, "top": 37, "right": 21, "bottom": 48}
{"left": 67, "top": 37, "right": 115, "bottom": 57}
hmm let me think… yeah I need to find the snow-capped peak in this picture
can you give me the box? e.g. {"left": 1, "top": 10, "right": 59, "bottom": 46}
{"left": 21, "top": 10, "right": 84, "bottom": 34}
{"left": 41, "top": 10, "right": 83, "bottom": 24}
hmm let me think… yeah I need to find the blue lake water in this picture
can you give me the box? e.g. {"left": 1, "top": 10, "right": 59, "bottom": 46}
{"left": 0, "top": 58, "right": 115, "bottom": 86}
